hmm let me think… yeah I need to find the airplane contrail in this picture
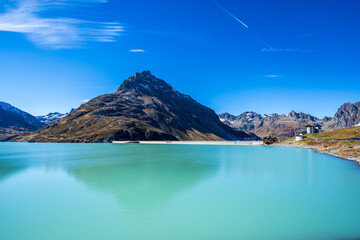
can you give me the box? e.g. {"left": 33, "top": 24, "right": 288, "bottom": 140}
{"left": 253, "top": 34, "right": 273, "bottom": 49}
{"left": 212, "top": 0, "right": 274, "bottom": 50}
{"left": 212, "top": 0, "right": 249, "bottom": 29}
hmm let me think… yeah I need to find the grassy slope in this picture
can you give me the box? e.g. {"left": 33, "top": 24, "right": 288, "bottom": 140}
{"left": 305, "top": 126, "right": 360, "bottom": 141}
{"left": 285, "top": 126, "right": 360, "bottom": 161}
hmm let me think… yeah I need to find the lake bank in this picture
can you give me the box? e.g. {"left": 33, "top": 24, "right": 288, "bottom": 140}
{"left": 274, "top": 142, "right": 360, "bottom": 165}
{"left": 112, "top": 140, "right": 264, "bottom": 145}
{"left": 111, "top": 140, "right": 360, "bottom": 164}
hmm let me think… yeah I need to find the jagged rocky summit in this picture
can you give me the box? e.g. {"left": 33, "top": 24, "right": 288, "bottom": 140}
{"left": 219, "top": 101, "right": 360, "bottom": 141}
{"left": 26, "top": 71, "right": 259, "bottom": 142}
{"left": 219, "top": 110, "right": 331, "bottom": 141}
{"left": 324, "top": 102, "right": 360, "bottom": 131}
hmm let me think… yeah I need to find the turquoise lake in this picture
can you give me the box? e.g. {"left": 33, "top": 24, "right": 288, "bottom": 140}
{"left": 0, "top": 143, "right": 360, "bottom": 240}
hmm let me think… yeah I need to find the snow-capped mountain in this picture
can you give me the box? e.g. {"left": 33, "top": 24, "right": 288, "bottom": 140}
{"left": 36, "top": 112, "right": 68, "bottom": 125}
{"left": 0, "top": 101, "right": 45, "bottom": 141}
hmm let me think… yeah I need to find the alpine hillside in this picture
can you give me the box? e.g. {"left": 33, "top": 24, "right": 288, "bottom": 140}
{"left": 0, "top": 101, "right": 45, "bottom": 141}
{"left": 24, "top": 71, "right": 258, "bottom": 142}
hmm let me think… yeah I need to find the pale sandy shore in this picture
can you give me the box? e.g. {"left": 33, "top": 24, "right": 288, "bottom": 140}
{"left": 112, "top": 140, "right": 264, "bottom": 145}
{"left": 273, "top": 142, "right": 360, "bottom": 165}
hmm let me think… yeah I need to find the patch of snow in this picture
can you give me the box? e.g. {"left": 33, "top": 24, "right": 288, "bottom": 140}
{"left": 0, "top": 101, "right": 26, "bottom": 117}
{"left": 36, "top": 112, "right": 68, "bottom": 125}
{"left": 0, "top": 101, "right": 37, "bottom": 123}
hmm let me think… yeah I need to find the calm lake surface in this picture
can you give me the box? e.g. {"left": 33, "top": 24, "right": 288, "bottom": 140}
{"left": 1, "top": 143, "right": 360, "bottom": 240}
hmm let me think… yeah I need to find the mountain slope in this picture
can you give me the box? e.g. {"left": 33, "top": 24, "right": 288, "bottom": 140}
{"left": 219, "top": 111, "right": 330, "bottom": 141}
{"left": 0, "top": 101, "right": 45, "bottom": 141}
{"left": 220, "top": 101, "right": 360, "bottom": 140}
{"left": 26, "top": 71, "right": 258, "bottom": 142}
{"left": 324, "top": 102, "right": 360, "bottom": 131}
{"left": 283, "top": 126, "right": 360, "bottom": 162}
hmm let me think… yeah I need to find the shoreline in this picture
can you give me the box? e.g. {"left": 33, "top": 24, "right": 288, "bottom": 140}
{"left": 112, "top": 140, "right": 264, "bottom": 146}
{"left": 113, "top": 140, "right": 360, "bottom": 165}
{"left": 273, "top": 142, "right": 360, "bottom": 165}
{"left": 4, "top": 140, "right": 360, "bottom": 165}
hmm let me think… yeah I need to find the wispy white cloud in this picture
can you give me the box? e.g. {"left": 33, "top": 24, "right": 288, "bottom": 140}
{"left": 261, "top": 48, "right": 314, "bottom": 52}
{"left": 0, "top": 0, "right": 124, "bottom": 49}
{"left": 264, "top": 75, "right": 282, "bottom": 78}
{"left": 81, "top": 99, "right": 90, "bottom": 103}
{"left": 129, "top": 49, "right": 145, "bottom": 53}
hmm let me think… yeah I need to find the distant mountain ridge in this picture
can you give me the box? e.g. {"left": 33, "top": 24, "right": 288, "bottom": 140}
{"left": 219, "top": 101, "right": 360, "bottom": 140}
{"left": 219, "top": 111, "right": 330, "bottom": 140}
{"left": 0, "top": 101, "right": 44, "bottom": 141}
{"left": 24, "top": 71, "right": 258, "bottom": 142}
{"left": 36, "top": 110, "right": 74, "bottom": 125}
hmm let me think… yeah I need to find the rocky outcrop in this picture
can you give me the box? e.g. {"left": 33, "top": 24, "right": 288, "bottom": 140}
{"left": 26, "top": 71, "right": 259, "bottom": 142}
{"left": 219, "top": 110, "right": 330, "bottom": 141}
{"left": 220, "top": 101, "right": 360, "bottom": 140}
{"left": 324, "top": 102, "right": 360, "bottom": 131}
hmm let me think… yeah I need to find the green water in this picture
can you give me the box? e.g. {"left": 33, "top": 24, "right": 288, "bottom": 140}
{"left": 0, "top": 143, "right": 360, "bottom": 240}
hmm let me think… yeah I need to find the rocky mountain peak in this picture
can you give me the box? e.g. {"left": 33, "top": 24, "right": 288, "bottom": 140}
{"left": 132, "top": 70, "right": 153, "bottom": 80}
{"left": 117, "top": 71, "right": 181, "bottom": 97}
{"left": 288, "top": 110, "right": 298, "bottom": 118}
{"left": 325, "top": 101, "right": 360, "bottom": 130}
{"left": 219, "top": 110, "right": 325, "bottom": 140}
{"left": 287, "top": 110, "right": 318, "bottom": 121}
{"left": 26, "top": 71, "right": 258, "bottom": 142}
{"left": 239, "top": 111, "right": 263, "bottom": 121}
{"left": 218, "top": 112, "right": 235, "bottom": 121}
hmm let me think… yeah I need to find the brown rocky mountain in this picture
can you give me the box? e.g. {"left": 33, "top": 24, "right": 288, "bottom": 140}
{"left": 220, "top": 101, "right": 360, "bottom": 141}
{"left": 25, "top": 71, "right": 258, "bottom": 142}
{"left": 323, "top": 102, "right": 360, "bottom": 131}
{"left": 0, "top": 102, "right": 45, "bottom": 141}
{"left": 219, "top": 111, "right": 331, "bottom": 141}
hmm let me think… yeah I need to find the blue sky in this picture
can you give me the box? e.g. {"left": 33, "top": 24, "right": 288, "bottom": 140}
{"left": 0, "top": 0, "right": 359, "bottom": 117}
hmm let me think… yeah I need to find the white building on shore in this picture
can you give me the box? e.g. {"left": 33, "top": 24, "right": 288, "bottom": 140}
{"left": 295, "top": 136, "right": 303, "bottom": 141}
{"left": 306, "top": 125, "right": 317, "bottom": 134}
